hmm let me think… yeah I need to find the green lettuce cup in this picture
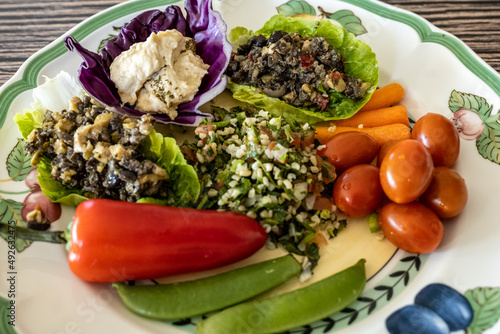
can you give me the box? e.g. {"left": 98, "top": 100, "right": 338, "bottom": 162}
{"left": 227, "top": 14, "right": 379, "bottom": 124}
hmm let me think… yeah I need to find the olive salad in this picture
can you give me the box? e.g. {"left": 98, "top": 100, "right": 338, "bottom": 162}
{"left": 25, "top": 96, "right": 169, "bottom": 202}
{"left": 226, "top": 30, "right": 371, "bottom": 111}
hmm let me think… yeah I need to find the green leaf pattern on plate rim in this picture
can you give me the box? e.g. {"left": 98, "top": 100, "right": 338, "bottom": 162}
{"left": 275, "top": 0, "right": 367, "bottom": 36}
{"left": 465, "top": 287, "right": 500, "bottom": 334}
{"left": 276, "top": 0, "right": 317, "bottom": 17}
{"left": 448, "top": 90, "right": 500, "bottom": 165}
{"left": 6, "top": 139, "right": 33, "bottom": 182}
{"left": 0, "top": 198, "right": 31, "bottom": 252}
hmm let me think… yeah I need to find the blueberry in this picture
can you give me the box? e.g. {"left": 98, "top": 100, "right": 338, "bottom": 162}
{"left": 415, "top": 283, "right": 473, "bottom": 331}
{"left": 386, "top": 305, "right": 450, "bottom": 334}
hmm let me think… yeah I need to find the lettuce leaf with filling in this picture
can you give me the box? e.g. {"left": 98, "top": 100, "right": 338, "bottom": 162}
{"left": 15, "top": 110, "right": 199, "bottom": 207}
{"left": 228, "top": 14, "right": 379, "bottom": 123}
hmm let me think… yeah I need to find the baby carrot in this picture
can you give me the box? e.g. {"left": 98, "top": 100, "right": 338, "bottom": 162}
{"left": 316, "top": 124, "right": 411, "bottom": 147}
{"left": 359, "top": 83, "right": 405, "bottom": 112}
{"left": 315, "top": 125, "right": 339, "bottom": 144}
{"left": 333, "top": 105, "right": 409, "bottom": 128}
{"left": 197, "top": 259, "right": 366, "bottom": 334}
{"left": 112, "top": 255, "right": 301, "bottom": 320}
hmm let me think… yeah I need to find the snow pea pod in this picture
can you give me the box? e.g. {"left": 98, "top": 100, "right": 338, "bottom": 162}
{"left": 112, "top": 255, "right": 301, "bottom": 319}
{"left": 197, "top": 258, "right": 366, "bottom": 334}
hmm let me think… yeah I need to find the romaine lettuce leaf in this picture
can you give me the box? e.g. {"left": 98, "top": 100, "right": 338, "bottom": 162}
{"left": 13, "top": 108, "right": 44, "bottom": 139}
{"left": 64, "top": 0, "right": 232, "bottom": 126}
{"left": 37, "top": 156, "right": 89, "bottom": 207}
{"left": 141, "top": 130, "right": 200, "bottom": 207}
{"left": 228, "top": 14, "right": 379, "bottom": 123}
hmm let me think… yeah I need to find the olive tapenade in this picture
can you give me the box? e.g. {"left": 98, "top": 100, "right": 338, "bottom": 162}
{"left": 25, "top": 96, "right": 169, "bottom": 202}
{"left": 226, "top": 30, "right": 370, "bottom": 111}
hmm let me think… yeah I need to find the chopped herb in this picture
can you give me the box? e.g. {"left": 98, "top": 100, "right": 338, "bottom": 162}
{"left": 368, "top": 212, "right": 381, "bottom": 233}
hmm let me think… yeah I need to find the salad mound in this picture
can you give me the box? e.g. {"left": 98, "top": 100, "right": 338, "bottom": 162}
{"left": 228, "top": 14, "right": 379, "bottom": 124}
{"left": 183, "top": 106, "right": 343, "bottom": 272}
{"left": 64, "top": 0, "right": 232, "bottom": 126}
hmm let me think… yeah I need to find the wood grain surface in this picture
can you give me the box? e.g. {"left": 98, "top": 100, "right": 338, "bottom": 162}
{"left": 0, "top": 0, "right": 499, "bottom": 86}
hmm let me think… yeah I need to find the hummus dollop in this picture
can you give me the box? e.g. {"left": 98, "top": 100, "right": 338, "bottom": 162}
{"left": 110, "top": 29, "right": 209, "bottom": 120}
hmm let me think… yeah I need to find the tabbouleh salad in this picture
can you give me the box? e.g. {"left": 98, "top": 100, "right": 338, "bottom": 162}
{"left": 183, "top": 106, "right": 345, "bottom": 270}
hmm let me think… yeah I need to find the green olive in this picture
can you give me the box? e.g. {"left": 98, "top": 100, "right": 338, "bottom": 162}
{"left": 197, "top": 259, "right": 366, "bottom": 333}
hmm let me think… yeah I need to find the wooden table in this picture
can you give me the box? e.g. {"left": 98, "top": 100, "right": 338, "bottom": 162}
{"left": 0, "top": 0, "right": 499, "bottom": 86}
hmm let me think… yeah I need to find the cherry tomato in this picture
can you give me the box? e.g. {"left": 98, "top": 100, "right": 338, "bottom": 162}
{"left": 379, "top": 202, "right": 444, "bottom": 254}
{"left": 380, "top": 139, "right": 434, "bottom": 203}
{"left": 318, "top": 131, "right": 379, "bottom": 173}
{"left": 333, "top": 164, "right": 384, "bottom": 218}
{"left": 411, "top": 113, "right": 460, "bottom": 167}
{"left": 420, "top": 166, "right": 468, "bottom": 218}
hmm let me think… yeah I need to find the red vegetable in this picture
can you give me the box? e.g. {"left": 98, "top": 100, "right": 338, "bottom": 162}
{"left": 314, "top": 94, "right": 330, "bottom": 110}
{"left": 333, "top": 164, "right": 384, "bottom": 218}
{"left": 68, "top": 199, "right": 267, "bottom": 282}
{"left": 318, "top": 131, "right": 379, "bottom": 173}
{"left": 379, "top": 139, "right": 434, "bottom": 204}
{"left": 379, "top": 202, "right": 444, "bottom": 254}
{"left": 411, "top": 113, "right": 460, "bottom": 167}
{"left": 420, "top": 166, "right": 468, "bottom": 218}
{"left": 300, "top": 54, "right": 315, "bottom": 69}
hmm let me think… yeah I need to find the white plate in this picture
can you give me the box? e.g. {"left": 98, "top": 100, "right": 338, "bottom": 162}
{"left": 1, "top": 0, "right": 500, "bottom": 333}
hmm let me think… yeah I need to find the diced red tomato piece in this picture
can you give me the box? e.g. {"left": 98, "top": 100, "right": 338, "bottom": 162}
{"left": 302, "top": 130, "right": 315, "bottom": 147}
{"left": 311, "top": 232, "right": 328, "bottom": 246}
{"left": 195, "top": 124, "right": 214, "bottom": 136}
{"left": 331, "top": 71, "right": 344, "bottom": 79}
{"left": 289, "top": 132, "right": 302, "bottom": 146}
{"left": 313, "top": 196, "right": 334, "bottom": 211}
{"left": 314, "top": 94, "right": 330, "bottom": 110}
{"left": 300, "top": 54, "right": 315, "bottom": 69}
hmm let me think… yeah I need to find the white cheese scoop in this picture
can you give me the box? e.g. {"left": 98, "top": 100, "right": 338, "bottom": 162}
{"left": 109, "top": 29, "right": 209, "bottom": 120}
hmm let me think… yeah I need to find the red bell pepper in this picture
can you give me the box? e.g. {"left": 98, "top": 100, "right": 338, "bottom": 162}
{"left": 68, "top": 199, "right": 267, "bottom": 282}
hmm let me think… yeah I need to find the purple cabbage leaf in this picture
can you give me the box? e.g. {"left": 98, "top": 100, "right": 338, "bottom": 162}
{"left": 64, "top": 0, "right": 232, "bottom": 125}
